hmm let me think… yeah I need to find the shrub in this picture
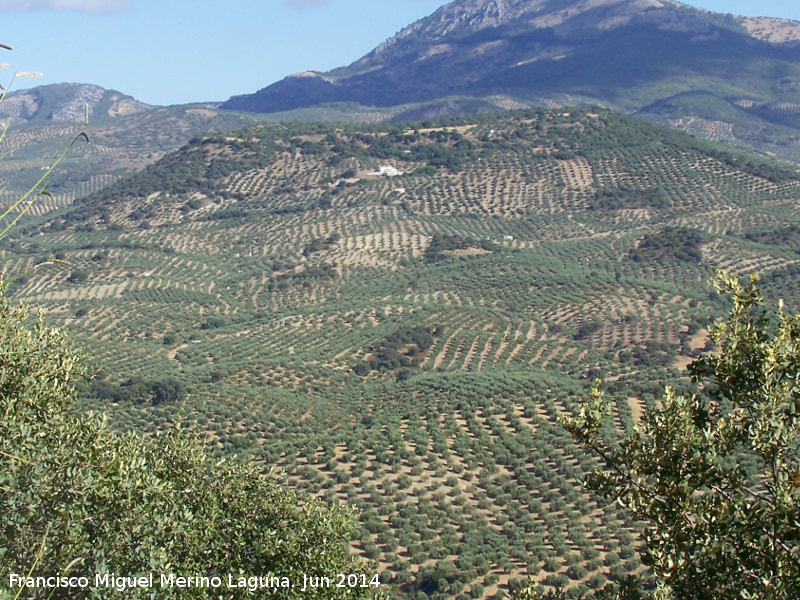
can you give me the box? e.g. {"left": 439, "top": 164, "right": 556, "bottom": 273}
{"left": 563, "top": 272, "right": 800, "bottom": 598}
{"left": 0, "top": 286, "right": 373, "bottom": 599}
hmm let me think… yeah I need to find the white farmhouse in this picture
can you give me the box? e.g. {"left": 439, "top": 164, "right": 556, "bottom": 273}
{"left": 377, "top": 165, "right": 399, "bottom": 176}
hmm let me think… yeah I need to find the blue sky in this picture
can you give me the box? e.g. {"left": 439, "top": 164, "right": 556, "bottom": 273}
{"left": 2, "top": 0, "right": 799, "bottom": 106}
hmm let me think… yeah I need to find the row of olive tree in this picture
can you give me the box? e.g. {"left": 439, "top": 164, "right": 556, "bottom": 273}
{"left": 0, "top": 286, "right": 378, "bottom": 600}
{"left": 514, "top": 271, "right": 800, "bottom": 599}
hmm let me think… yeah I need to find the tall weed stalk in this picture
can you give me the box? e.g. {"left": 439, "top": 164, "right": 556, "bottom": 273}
{"left": 0, "top": 44, "right": 89, "bottom": 249}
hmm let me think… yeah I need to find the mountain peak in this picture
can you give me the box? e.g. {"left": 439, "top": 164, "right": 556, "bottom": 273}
{"left": 374, "top": 0, "right": 684, "bottom": 52}
{"left": 0, "top": 83, "right": 151, "bottom": 125}
{"left": 221, "top": 0, "right": 800, "bottom": 165}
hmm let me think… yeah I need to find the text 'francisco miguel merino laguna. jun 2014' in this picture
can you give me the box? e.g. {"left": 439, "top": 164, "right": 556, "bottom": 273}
{"left": 9, "top": 572, "right": 383, "bottom": 593}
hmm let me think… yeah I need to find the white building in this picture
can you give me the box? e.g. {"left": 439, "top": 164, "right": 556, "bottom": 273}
{"left": 377, "top": 165, "right": 399, "bottom": 176}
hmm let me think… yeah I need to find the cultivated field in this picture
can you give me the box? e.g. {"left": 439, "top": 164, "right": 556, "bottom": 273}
{"left": 5, "top": 108, "right": 800, "bottom": 598}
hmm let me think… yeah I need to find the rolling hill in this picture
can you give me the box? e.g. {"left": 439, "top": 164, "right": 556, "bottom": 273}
{"left": 5, "top": 107, "right": 800, "bottom": 597}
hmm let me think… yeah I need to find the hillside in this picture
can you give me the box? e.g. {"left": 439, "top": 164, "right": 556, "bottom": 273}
{"left": 0, "top": 83, "right": 151, "bottom": 124}
{"left": 5, "top": 108, "right": 800, "bottom": 597}
{"left": 222, "top": 0, "right": 800, "bottom": 164}
{"left": 0, "top": 83, "right": 271, "bottom": 221}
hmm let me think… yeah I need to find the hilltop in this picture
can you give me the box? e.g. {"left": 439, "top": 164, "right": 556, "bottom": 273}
{"left": 222, "top": 0, "right": 800, "bottom": 163}
{"left": 6, "top": 0, "right": 800, "bottom": 223}
{"left": 5, "top": 107, "right": 800, "bottom": 596}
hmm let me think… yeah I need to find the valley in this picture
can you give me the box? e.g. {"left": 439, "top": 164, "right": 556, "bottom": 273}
{"left": 4, "top": 107, "right": 800, "bottom": 597}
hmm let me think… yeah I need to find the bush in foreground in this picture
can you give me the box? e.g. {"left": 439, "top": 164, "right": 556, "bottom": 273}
{"left": 0, "top": 286, "right": 377, "bottom": 599}
{"left": 514, "top": 271, "right": 800, "bottom": 600}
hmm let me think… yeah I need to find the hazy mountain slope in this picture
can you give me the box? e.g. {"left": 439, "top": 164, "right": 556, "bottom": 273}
{"left": 0, "top": 83, "right": 151, "bottom": 124}
{"left": 0, "top": 83, "right": 273, "bottom": 219}
{"left": 222, "top": 0, "right": 800, "bottom": 163}
{"left": 6, "top": 108, "right": 800, "bottom": 596}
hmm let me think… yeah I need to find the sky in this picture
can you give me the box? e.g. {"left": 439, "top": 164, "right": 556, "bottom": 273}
{"left": 2, "top": 0, "right": 800, "bottom": 106}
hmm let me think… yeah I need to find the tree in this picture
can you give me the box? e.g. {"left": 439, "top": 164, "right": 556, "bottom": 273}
{"left": 552, "top": 271, "right": 800, "bottom": 600}
{"left": 0, "top": 285, "right": 378, "bottom": 599}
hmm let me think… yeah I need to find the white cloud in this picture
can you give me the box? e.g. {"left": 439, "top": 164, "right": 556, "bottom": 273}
{"left": 0, "top": 0, "right": 126, "bottom": 12}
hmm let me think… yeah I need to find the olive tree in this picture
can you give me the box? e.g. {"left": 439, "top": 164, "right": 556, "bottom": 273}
{"left": 513, "top": 272, "right": 800, "bottom": 600}
{"left": 553, "top": 271, "right": 800, "bottom": 599}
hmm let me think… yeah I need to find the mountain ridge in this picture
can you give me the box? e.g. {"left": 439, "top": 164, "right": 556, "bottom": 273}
{"left": 0, "top": 82, "right": 273, "bottom": 221}
{"left": 369, "top": 0, "right": 687, "bottom": 51}
{"left": 0, "top": 83, "right": 152, "bottom": 125}
{"left": 221, "top": 0, "right": 800, "bottom": 164}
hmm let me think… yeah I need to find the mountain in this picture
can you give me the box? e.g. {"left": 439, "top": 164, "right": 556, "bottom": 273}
{"left": 0, "top": 83, "right": 272, "bottom": 220}
{"left": 222, "top": 0, "right": 800, "bottom": 163}
{"left": 8, "top": 107, "right": 800, "bottom": 596}
{"left": 0, "top": 83, "right": 151, "bottom": 124}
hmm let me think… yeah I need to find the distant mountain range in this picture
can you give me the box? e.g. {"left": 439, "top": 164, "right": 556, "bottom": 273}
{"left": 222, "top": 0, "right": 800, "bottom": 163}
{"left": 3, "top": 0, "right": 800, "bottom": 211}
{"left": 0, "top": 83, "right": 151, "bottom": 124}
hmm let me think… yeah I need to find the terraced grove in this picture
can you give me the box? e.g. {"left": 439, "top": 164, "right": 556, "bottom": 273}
{"left": 5, "top": 108, "right": 800, "bottom": 598}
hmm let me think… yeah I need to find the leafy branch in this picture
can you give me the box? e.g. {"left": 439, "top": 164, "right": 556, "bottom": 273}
{"left": 554, "top": 270, "right": 800, "bottom": 600}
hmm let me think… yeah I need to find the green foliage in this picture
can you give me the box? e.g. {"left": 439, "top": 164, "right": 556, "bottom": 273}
{"left": 304, "top": 233, "right": 341, "bottom": 256}
{"left": 744, "top": 225, "right": 800, "bottom": 253}
{"left": 591, "top": 186, "right": 670, "bottom": 211}
{"left": 67, "top": 269, "right": 89, "bottom": 284}
{"left": 272, "top": 264, "right": 338, "bottom": 288}
{"left": 0, "top": 287, "right": 375, "bottom": 599}
{"left": 90, "top": 374, "right": 186, "bottom": 405}
{"left": 573, "top": 320, "right": 602, "bottom": 342}
{"left": 628, "top": 227, "right": 704, "bottom": 264}
{"left": 355, "top": 325, "right": 437, "bottom": 374}
{"left": 562, "top": 271, "right": 800, "bottom": 599}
